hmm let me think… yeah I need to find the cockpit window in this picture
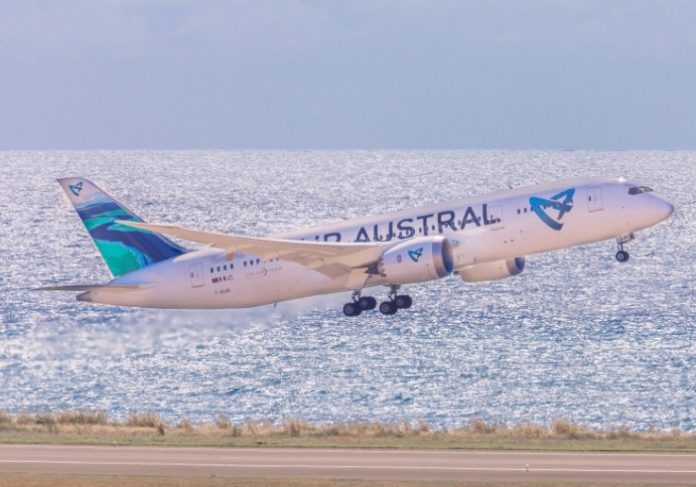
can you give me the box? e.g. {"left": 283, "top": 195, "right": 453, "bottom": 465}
{"left": 628, "top": 186, "right": 654, "bottom": 195}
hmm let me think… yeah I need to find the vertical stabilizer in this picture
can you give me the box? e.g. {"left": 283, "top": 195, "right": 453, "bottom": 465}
{"left": 57, "top": 177, "right": 186, "bottom": 277}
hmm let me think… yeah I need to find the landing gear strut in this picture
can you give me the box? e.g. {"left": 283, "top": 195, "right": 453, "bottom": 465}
{"left": 615, "top": 233, "right": 634, "bottom": 263}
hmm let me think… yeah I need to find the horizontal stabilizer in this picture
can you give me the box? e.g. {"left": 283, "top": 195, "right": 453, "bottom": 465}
{"left": 36, "top": 283, "right": 153, "bottom": 292}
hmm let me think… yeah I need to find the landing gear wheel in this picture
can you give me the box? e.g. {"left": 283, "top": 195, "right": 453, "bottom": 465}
{"left": 358, "top": 296, "right": 377, "bottom": 311}
{"left": 615, "top": 250, "right": 630, "bottom": 263}
{"left": 343, "top": 302, "right": 362, "bottom": 317}
{"left": 379, "top": 301, "right": 398, "bottom": 315}
{"left": 394, "top": 295, "right": 412, "bottom": 309}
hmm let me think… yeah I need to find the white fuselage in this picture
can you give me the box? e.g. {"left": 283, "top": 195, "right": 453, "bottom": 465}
{"left": 83, "top": 177, "right": 673, "bottom": 308}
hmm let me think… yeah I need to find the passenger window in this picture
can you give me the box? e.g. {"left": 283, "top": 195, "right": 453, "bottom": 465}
{"left": 628, "top": 187, "right": 642, "bottom": 195}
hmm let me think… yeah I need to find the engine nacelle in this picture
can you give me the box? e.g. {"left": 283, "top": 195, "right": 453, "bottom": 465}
{"left": 456, "top": 257, "right": 525, "bottom": 282}
{"left": 378, "top": 236, "right": 454, "bottom": 285}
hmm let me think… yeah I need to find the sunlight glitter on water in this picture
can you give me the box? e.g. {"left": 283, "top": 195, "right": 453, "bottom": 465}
{"left": 0, "top": 150, "right": 693, "bottom": 430}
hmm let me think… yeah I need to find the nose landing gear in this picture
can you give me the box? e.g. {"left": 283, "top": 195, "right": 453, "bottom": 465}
{"left": 615, "top": 249, "right": 629, "bottom": 263}
{"left": 615, "top": 233, "right": 634, "bottom": 263}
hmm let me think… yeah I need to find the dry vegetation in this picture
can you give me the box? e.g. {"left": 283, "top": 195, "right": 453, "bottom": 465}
{"left": 0, "top": 473, "right": 677, "bottom": 487}
{"left": 0, "top": 410, "right": 694, "bottom": 452}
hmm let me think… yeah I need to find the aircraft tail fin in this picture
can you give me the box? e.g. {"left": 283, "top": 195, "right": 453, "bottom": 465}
{"left": 57, "top": 177, "right": 186, "bottom": 277}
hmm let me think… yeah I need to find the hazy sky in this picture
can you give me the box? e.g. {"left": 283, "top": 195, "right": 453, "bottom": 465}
{"left": 1, "top": 0, "right": 695, "bottom": 149}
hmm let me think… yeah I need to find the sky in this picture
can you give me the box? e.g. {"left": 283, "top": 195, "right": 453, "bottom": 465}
{"left": 1, "top": 0, "right": 695, "bottom": 150}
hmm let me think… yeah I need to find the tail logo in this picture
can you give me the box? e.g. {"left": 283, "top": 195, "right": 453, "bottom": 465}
{"left": 408, "top": 247, "right": 424, "bottom": 262}
{"left": 68, "top": 181, "right": 83, "bottom": 197}
{"left": 529, "top": 188, "right": 575, "bottom": 231}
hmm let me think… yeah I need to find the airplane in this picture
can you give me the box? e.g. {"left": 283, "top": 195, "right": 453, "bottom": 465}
{"left": 39, "top": 176, "right": 673, "bottom": 316}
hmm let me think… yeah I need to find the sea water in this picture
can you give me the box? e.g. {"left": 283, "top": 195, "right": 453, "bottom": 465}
{"left": 0, "top": 150, "right": 693, "bottom": 430}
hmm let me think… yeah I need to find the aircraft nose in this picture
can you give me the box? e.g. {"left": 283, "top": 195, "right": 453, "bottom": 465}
{"left": 650, "top": 196, "right": 674, "bottom": 224}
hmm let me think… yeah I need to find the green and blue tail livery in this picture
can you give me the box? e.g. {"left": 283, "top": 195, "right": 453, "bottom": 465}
{"left": 58, "top": 177, "right": 186, "bottom": 277}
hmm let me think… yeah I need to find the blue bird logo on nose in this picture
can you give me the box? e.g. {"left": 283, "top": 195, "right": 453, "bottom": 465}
{"left": 408, "top": 247, "right": 424, "bottom": 262}
{"left": 69, "top": 181, "right": 83, "bottom": 196}
{"left": 529, "top": 188, "right": 575, "bottom": 231}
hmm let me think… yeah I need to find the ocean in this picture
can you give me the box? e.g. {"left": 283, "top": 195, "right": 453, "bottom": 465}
{"left": 0, "top": 150, "right": 693, "bottom": 430}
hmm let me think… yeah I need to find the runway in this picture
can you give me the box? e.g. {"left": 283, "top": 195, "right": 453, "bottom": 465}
{"left": 0, "top": 445, "right": 695, "bottom": 484}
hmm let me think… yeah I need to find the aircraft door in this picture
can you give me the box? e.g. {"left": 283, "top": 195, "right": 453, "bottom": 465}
{"left": 189, "top": 263, "right": 205, "bottom": 288}
{"left": 587, "top": 187, "right": 603, "bottom": 212}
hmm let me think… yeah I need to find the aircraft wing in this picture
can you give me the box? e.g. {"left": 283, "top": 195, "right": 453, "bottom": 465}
{"left": 116, "top": 221, "right": 389, "bottom": 271}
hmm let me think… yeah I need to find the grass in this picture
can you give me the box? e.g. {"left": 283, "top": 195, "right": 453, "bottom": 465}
{"left": 0, "top": 475, "right": 690, "bottom": 487}
{"left": 0, "top": 411, "right": 694, "bottom": 452}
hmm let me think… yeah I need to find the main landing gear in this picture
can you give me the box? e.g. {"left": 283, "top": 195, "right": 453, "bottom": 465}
{"left": 615, "top": 233, "right": 634, "bottom": 263}
{"left": 342, "top": 291, "right": 377, "bottom": 317}
{"left": 342, "top": 286, "right": 412, "bottom": 317}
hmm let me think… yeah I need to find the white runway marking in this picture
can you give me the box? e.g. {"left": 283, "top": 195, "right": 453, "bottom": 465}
{"left": 1, "top": 459, "right": 696, "bottom": 474}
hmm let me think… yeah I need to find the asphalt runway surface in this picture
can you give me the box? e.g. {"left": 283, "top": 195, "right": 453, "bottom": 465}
{"left": 0, "top": 445, "right": 695, "bottom": 484}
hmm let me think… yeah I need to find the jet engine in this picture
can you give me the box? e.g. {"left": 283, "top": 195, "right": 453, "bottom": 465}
{"left": 376, "top": 236, "right": 454, "bottom": 285}
{"left": 456, "top": 257, "right": 525, "bottom": 282}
